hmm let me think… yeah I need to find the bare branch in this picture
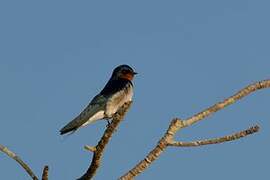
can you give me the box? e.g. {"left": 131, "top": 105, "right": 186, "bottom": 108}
{"left": 78, "top": 101, "right": 132, "bottom": 180}
{"left": 119, "top": 80, "right": 270, "bottom": 180}
{"left": 0, "top": 144, "right": 38, "bottom": 180}
{"left": 168, "top": 125, "right": 260, "bottom": 147}
{"left": 41, "top": 166, "right": 49, "bottom": 180}
{"left": 182, "top": 80, "right": 270, "bottom": 128}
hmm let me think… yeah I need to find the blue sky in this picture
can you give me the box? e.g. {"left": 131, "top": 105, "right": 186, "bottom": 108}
{"left": 0, "top": 0, "right": 269, "bottom": 179}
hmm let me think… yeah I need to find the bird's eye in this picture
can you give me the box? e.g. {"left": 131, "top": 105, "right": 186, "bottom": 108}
{"left": 122, "top": 70, "right": 129, "bottom": 74}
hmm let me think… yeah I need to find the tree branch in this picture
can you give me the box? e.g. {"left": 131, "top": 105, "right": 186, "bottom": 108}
{"left": 41, "top": 166, "right": 49, "bottom": 180}
{"left": 168, "top": 125, "right": 259, "bottom": 147}
{"left": 0, "top": 144, "right": 38, "bottom": 180}
{"left": 119, "top": 79, "right": 270, "bottom": 180}
{"left": 78, "top": 101, "right": 132, "bottom": 180}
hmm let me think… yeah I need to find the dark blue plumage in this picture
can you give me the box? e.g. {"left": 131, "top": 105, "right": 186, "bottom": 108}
{"left": 100, "top": 79, "right": 133, "bottom": 97}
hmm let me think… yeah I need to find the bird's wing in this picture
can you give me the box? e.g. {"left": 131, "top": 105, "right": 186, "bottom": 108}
{"left": 60, "top": 94, "right": 107, "bottom": 135}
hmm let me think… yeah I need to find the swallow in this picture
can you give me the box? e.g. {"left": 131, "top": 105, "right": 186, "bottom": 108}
{"left": 60, "top": 64, "right": 137, "bottom": 135}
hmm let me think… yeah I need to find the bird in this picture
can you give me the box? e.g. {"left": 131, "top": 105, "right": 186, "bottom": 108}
{"left": 59, "top": 64, "right": 137, "bottom": 135}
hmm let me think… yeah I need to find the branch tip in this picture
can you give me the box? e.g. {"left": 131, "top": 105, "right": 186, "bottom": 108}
{"left": 84, "top": 145, "right": 96, "bottom": 152}
{"left": 42, "top": 165, "right": 49, "bottom": 180}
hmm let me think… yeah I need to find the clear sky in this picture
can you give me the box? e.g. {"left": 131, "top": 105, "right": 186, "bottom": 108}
{"left": 0, "top": 0, "right": 269, "bottom": 180}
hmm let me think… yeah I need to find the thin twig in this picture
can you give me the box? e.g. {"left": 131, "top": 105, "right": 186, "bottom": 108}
{"left": 168, "top": 125, "right": 260, "bottom": 147}
{"left": 119, "top": 79, "right": 270, "bottom": 180}
{"left": 0, "top": 144, "right": 38, "bottom": 180}
{"left": 182, "top": 80, "right": 269, "bottom": 127}
{"left": 78, "top": 101, "right": 132, "bottom": 180}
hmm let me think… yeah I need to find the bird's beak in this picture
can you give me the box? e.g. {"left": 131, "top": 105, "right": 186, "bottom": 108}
{"left": 133, "top": 72, "right": 138, "bottom": 75}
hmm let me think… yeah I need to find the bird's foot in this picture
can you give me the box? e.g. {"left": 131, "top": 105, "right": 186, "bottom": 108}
{"left": 106, "top": 119, "right": 112, "bottom": 128}
{"left": 106, "top": 120, "right": 118, "bottom": 132}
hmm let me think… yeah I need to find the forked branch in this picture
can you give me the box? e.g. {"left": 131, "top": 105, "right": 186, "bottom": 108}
{"left": 119, "top": 79, "right": 270, "bottom": 180}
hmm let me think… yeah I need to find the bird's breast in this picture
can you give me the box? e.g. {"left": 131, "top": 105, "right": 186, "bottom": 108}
{"left": 105, "top": 83, "right": 133, "bottom": 118}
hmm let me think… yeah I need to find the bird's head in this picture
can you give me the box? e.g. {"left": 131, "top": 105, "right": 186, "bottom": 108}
{"left": 112, "top": 64, "right": 137, "bottom": 81}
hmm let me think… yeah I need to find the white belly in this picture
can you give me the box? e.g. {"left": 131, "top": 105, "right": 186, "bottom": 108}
{"left": 105, "top": 84, "right": 133, "bottom": 117}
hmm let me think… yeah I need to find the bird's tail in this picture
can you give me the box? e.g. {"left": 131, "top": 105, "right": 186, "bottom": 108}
{"left": 60, "top": 103, "right": 105, "bottom": 135}
{"left": 60, "top": 115, "right": 88, "bottom": 135}
{"left": 59, "top": 111, "right": 103, "bottom": 135}
{"left": 60, "top": 123, "right": 79, "bottom": 135}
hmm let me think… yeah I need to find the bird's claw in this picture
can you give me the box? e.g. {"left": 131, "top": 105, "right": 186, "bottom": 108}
{"left": 106, "top": 120, "right": 111, "bottom": 128}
